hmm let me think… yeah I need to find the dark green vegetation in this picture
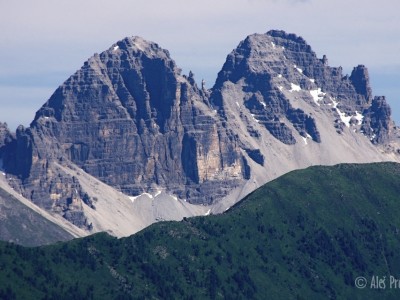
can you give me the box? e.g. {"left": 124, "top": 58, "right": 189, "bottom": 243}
{"left": 2, "top": 162, "right": 400, "bottom": 299}
{"left": 0, "top": 187, "right": 73, "bottom": 246}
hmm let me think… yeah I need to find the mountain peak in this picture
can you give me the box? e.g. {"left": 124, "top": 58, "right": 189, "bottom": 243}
{"left": 238, "top": 30, "right": 314, "bottom": 57}
{"left": 108, "top": 36, "right": 171, "bottom": 59}
{"left": 266, "top": 29, "right": 308, "bottom": 44}
{"left": 214, "top": 30, "right": 316, "bottom": 87}
{"left": 1, "top": 30, "right": 399, "bottom": 236}
{"left": 349, "top": 64, "right": 373, "bottom": 103}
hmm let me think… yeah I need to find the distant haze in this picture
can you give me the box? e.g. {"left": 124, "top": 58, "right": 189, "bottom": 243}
{"left": 1, "top": 0, "right": 399, "bottom": 130}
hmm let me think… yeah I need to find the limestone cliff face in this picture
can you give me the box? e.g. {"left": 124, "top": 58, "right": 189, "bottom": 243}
{"left": 361, "top": 96, "right": 394, "bottom": 144}
{"left": 1, "top": 30, "right": 399, "bottom": 231}
{"left": 3, "top": 37, "right": 246, "bottom": 227}
{"left": 1, "top": 125, "right": 93, "bottom": 228}
{"left": 205, "top": 30, "right": 400, "bottom": 216}
{"left": 212, "top": 31, "right": 323, "bottom": 146}
{"left": 211, "top": 30, "right": 389, "bottom": 148}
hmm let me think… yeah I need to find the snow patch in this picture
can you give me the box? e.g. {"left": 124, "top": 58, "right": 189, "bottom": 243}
{"left": 205, "top": 209, "right": 211, "bottom": 216}
{"left": 271, "top": 42, "right": 276, "bottom": 49}
{"left": 154, "top": 190, "right": 162, "bottom": 197}
{"left": 331, "top": 99, "right": 350, "bottom": 127}
{"left": 338, "top": 111, "right": 352, "bottom": 128}
{"left": 129, "top": 192, "right": 154, "bottom": 202}
{"left": 129, "top": 196, "right": 139, "bottom": 203}
{"left": 309, "top": 78, "right": 315, "bottom": 83}
{"left": 309, "top": 88, "right": 326, "bottom": 106}
{"left": 113, "top": 45, "right": 119, "bottom": 51}
{"left": 278, "top": 86, "right": 284, "bottom": 91}
{"left": 331, "top": 98, "right": 363, "bottom": 128}
{"left": 278, "top": 74, "right": 283, "bottom": 78}
{"left": 250, "top": 114, "right": 260, "bottom": 123}
{"left": 236, "top": 101, "right": 240, "bottom": 108}
{"left": 301, "top": 134, "right": 312, "bottom": 145}
{"left": 294, "top": 65, "right": 303, "bottom": 73}
{"left": 289, "top": 83, "right": 301, "bottom": 92}
{"left": 354, "top": 111, "right": 364, "bottom": 124}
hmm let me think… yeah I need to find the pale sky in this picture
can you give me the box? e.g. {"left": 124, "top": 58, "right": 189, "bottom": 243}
{"left": 1, "top": 0, "right": 399, "bottom": 130}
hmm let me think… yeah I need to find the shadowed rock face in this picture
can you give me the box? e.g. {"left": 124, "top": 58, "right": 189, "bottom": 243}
{"left": 0, "top": 30, "right": 399, "bottom": 230}
{"left": 0, "top": 122, "right": 12, "bottom": 149}
{"left": 349, "top": 65, "right": 372, "bottom": 103}
{"left": 361, "top": 96, "right": 393, "bottom": 144}
{"left": 1, "top": 37, "right": 247, "bottom": 227}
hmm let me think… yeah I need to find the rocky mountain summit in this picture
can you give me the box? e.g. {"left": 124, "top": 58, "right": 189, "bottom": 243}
{"left": 30, "top": 36, "right": 246, "bottom": 204}
{"left": 212, "top": 30, "right": 393, "bottom": 145}
{"left": 1, "top": 30, "right": 399, "bottom": 238}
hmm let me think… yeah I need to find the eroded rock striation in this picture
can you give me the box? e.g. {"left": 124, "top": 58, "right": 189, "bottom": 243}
{"left": 1, "top": 30, "right": 399, "bottom": 232}
{"left": 1, "top": 37, "right": 248, "bottom": 227}
{"left": 211, "top": 30, "right": 389, "bottom": 145}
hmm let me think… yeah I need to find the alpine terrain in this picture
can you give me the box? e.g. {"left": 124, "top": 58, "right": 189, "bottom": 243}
{"left": 0, "top": 30, "right": 399, "bottom": 242}
{"left": 1, "top": 162, "right": 400, "bottom": 299}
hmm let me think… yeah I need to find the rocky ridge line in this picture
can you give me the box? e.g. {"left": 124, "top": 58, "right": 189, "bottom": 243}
{"left": 0, "top": 30, "right": 399, "bottom": 233}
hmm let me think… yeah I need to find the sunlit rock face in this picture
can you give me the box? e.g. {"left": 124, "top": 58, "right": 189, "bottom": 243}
{"left": 2, "top": 36, "right": 247, "bottom": 228}
{"left": 1, "top": 30, "right": 399, "bottom": 230}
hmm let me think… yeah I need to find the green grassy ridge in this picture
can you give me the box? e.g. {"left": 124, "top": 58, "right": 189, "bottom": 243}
{"left": 1, "top": 162, "right": 400, "bottom": 299}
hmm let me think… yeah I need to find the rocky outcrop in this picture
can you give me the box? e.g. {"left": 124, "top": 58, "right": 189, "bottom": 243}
{"left": 212, "top": 32, "right": 323, "bottom": 145}
{"left": 212, "top": 30, "right": 393, "bottom": 145}
{"left": 2, "top": 36, "right": 247, "bottom": 227}
{"left": 361, "top": 96, "right": 393, "bottom": 144}
{"left": 349, "top": 65, "right": 373, "bottom": 104}
{"left": 1, "top": 30, "right": 399, "bottom": 232}
{"left": 0, "top": 125, "right": 93, "bottom": 228}
{"left": 0, "top": 122, "right": 13, "bottom": 149}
